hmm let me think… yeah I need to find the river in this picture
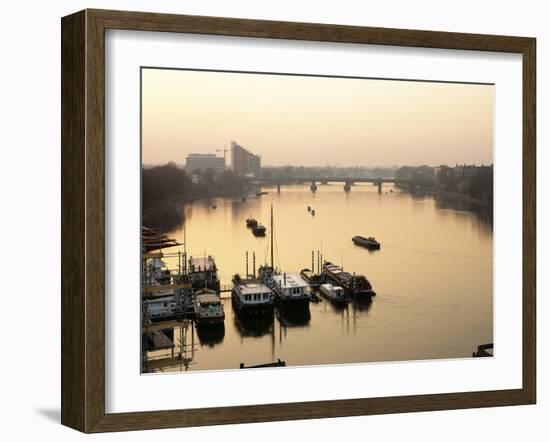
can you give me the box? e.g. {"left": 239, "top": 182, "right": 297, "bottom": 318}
{"left": 148, "top": 183, "right": 493, "bottom": 372}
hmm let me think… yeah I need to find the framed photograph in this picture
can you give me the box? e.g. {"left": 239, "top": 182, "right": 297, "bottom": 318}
{"left": 61, "top": 9, "right": 536, "bottom": 433}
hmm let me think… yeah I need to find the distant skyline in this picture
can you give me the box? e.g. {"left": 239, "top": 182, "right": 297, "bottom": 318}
{"left": 142, "top": 68, "right": 494, "bottom": 167}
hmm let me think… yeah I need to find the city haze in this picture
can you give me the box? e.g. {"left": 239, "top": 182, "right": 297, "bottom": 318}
{"left": 142, "top": 68, "right": 494, "bottom": 167}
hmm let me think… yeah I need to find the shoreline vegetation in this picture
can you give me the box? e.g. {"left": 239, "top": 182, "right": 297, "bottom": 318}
{"left": 142, "top": 162, "right": 249, "bottom": 228}
{"left": 142, "top": 163, "right": 493, "bottom": 230}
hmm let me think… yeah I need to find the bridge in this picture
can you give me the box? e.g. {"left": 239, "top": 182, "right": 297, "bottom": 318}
{"left": 248, "top": 177, "right": 412, "bottom": 194}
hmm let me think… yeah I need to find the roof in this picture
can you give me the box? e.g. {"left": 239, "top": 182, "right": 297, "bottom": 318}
{"left": 238, "top": 283, "right": 272, "bottom": 295}
{"left": 272, "top": 273, "right": 308, "bottom": 288}
{"left": 195, "top": 293, "right": 220, "bottom": 303}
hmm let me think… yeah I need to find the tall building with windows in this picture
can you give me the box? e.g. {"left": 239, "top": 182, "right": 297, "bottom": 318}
{"left": 230, "top": 141, "right": 261, "bottom": 177}
{"left": 184, "top": 153, "right": 225, "bottom": 175}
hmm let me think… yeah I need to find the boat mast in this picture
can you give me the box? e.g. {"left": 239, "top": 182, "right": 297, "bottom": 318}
{"left": 270, "top": 204, "right": 274, "bottom": 269}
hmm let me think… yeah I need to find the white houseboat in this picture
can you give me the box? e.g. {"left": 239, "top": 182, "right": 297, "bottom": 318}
{"left": 268, "top": 273, "right": 311, "bottom": 310}
{"left": 193, "top": 288, "right": 225, "bottom": 326}
{"left": 231, "top": 274, "right": 274, "bottom": 315}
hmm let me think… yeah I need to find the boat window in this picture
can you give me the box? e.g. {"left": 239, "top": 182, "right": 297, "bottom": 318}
{"left": 245, "top": 295, "right": 251, "bottom": 301}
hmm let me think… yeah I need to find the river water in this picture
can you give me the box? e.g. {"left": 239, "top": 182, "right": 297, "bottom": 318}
{"left": 150, "top": 183, "right": 493, "bottom": 372}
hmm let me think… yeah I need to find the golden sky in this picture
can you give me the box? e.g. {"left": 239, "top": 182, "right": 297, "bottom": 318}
{"left": 141, "top": 68, "right": 493, "bottom": 167}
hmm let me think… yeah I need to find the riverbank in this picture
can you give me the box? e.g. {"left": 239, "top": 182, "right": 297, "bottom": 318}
{"left": 142, "top": 186, "right": 253, "bottom": 229}
{"left": 431, "top": 190, "right": 493, "bottom": 209}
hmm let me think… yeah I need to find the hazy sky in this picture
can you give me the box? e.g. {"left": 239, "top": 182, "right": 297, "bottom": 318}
{"left": 142, "top": 68, "right": 493, "bottom": 167}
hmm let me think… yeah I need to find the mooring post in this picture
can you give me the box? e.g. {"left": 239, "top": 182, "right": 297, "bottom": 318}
{"left": 246, "top": 251, "right": 249, "bottom": 279}
{"left": 378, "top": 179, "right": 382, "bottom": 194}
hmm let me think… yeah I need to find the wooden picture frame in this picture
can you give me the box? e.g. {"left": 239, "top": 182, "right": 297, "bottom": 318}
{"left": 61, "top": 9, "right": 536, "bottom": 433}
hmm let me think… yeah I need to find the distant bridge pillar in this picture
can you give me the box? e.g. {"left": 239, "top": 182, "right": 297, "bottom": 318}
{"left": 344, "top": 181, "right": 351, "bottom": 192}
{"left": 377, "top": 179, "right": 382, "bottom": 194}
{"left": 277, "top": 181, "right": 281, "bottom": 193}
{"left": 310, "top": 181, "right": 317, "bottom": 192}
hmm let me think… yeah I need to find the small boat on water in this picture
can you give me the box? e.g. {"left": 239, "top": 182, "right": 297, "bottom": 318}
{"left": 189, "top": 256, "right": 221, "bottom": 292}
{"left": 239, "top": 359, "right": 286, "bottom": 369}
{"left": 252, "top": 224, "right": 267, "bottom": 236}
{"left": 319, "top": 283, "right": 346, "bottom": 303}
{"left": 246, "top": 216, "right": 258, "bottom": 228}
{"left": 300, "top": 268, "right": 321, "bottom": 288}
{"left": 311, "top": 209, "right": 316, "bottom": 216}
{"left": 352, "top": 235, "right": 381, "bottom": 250}
{"left": 256, "top": 191, "right": 268, "bottom": 196}
{"left": 323, "top": 261, "right": 375, "bottom": 296}
{"left": 307, "top": 205, "right": 311, "bottom": 212}
{"left": 231, "top": 274, "right": 274, "bottom": 315}
{"left": 212, "top": 205, "right": 217, "bottom": 209}
{"left": 194, "top": 288, "right": 225, "bottom": 326}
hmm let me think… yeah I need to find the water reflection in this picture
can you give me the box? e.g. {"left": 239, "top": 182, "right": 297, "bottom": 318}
{"left": 233, "top": 309, "right": 275, "bottom": 338}
{"left": 276, "top": 307, "right": 311, "bottom": 328}
{"left": 196, "top": 324, "right": 225, "bottom": 348}
{"left": 152, "top": 184, "right": 492, "bottom": 371}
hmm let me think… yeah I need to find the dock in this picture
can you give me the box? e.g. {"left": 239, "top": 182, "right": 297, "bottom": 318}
{"left": 240, "top": 359, "right": 286, "bottom": 369}
{"left": 146, "top": 330, "right": 174, "bottom": 351}
{"left": 472, "top": 343, "right": 493, "bottom": 357}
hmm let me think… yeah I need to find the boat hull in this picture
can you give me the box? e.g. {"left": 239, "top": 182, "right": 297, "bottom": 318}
{"left": 231, "top": 292, "right": 274, "bottom": 316}
{"left": 275, "top": 295, "right": 310, "bottom": 311}
{"left": 195, "top": 314, "right": 225, "bottom": 326}
{"left": 324, "top": 269, "right": 375, "bottom": 297}
{"left": 352, "top": 237, "right": 381, "bottom": 250}
{"left": 319, "top": 289, "right": 347, "bottom": 304}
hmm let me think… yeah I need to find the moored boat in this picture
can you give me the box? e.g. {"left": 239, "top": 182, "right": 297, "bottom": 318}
{"left": 194, "top": 288, "right": 225, "bottom": 326}
{"left": 266, "top": 272, "right": 311, "bottom": 310}
{"left": 319, "top": 283, "right": 346, "bottom": 303}
{"left": 323, "top": 261, "right": 375, "bottom": 296}
{"left": 231, "top": 274, "right": 274, "bottom": 315}
{"left": 188, "top": 255, "right": 221, "bottom": 292}
{"left": 352, "top": 235, "right": 381, "bottom": 250}
{"left": 252, "top": 224, "right": 267, "bottom": 236}
{"left": 143, "top": 295, "right": 178, "bottom": 322}
{"left": 246, "top": 216, "right": 258, "bottom": 228}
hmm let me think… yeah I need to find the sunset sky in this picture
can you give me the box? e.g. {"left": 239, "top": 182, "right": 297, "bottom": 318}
{"left": 141, "top": 68, "right": 494, "bottom": 167}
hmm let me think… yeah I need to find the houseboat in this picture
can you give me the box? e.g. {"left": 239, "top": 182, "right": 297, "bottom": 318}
{"left": 352, "top": 235, "right": 381, "bottom": 250}
{"left": 188, "top": 255, "right": 220, "bottom": 292}
{"left": 323, "top": 261, "right": 375, "bottom": 296}
{"left": 319, "top": 283, "right": 346, "bottom": 303}
{"left": 265, "top": 272, "right": 311, "bottom": 310}
{"left": 143, "top": 295, "right": 178, "bottom": 322}
{"left": 194, "top": 288, "right": 225, "bottom": 326}
{"left": 231, "top": 274, "right": 274, "bottom": 315}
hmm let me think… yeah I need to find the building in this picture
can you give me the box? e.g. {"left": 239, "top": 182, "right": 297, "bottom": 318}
{"left": 230, "top": 141, "right": 261, "bottom": 177}
{"left": 184, "top": 153, "right": 225, "bottom": 175}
